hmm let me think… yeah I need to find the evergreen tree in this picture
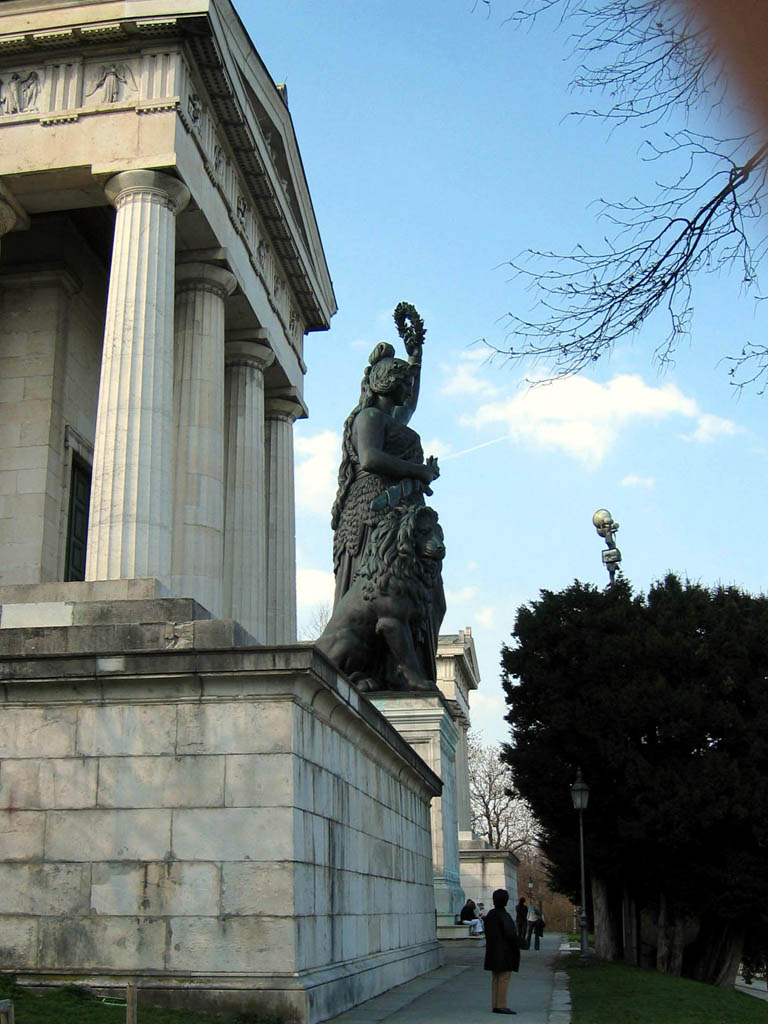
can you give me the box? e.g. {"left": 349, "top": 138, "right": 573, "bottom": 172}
{"left": 502, "top": 574, "right": 768, "bottom": 986}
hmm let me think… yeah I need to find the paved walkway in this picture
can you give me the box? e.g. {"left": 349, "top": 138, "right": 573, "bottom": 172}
{"left": 325, "top": 932, "right": 570, "bottom": 1023}
{"left": 736, "top": 976, "right": 768, "bottom": 1003}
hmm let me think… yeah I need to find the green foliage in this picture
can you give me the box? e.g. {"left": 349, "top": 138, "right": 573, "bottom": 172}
{"left": 501, "top": 574, "right": 768, "bottom": 971}
{"left": 566, "top": 955, "right": 768, "bottom": 1023}
{"left": 0, "top": 977, "right": 279, "bottom": 1024}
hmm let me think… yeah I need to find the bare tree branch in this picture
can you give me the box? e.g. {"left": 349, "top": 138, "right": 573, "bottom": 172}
{"left": 468, "top": 731, "right": 540, "bottom": 856}
{"left": 476, "top": 0, "right": 768, "bottom": 389}
{"left": 299, "top": 602, "right": 332, "bottom": 641}
{"left": 494, "top": 136, "right": 768, "bottom": 378}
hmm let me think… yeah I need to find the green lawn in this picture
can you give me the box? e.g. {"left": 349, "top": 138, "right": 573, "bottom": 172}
{"left": 567, "top": 956, "right": 768, "bottom": 1024}
{"left": 0, "top": 979, "right": 281, "bottom": 1024}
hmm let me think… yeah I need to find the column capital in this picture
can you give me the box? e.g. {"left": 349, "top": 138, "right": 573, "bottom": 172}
{"left": 225, "top": 332, "right": 275, "bottom": 372}
{"left": 104, "top": 170, "right": 191, "bottom": 215}
{"left": 265, "top": 386, "right": 307, "bottom": 422}
{"left": 176, "top": 261, "right": 237, "bottom": 300}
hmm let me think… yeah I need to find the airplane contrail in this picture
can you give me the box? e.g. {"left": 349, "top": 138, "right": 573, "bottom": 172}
{"left": 439, "top": 434, "right": 510, "bottom": 462}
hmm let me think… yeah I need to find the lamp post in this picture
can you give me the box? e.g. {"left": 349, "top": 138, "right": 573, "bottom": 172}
{"left": 592, "top": 509, "right": 621, "bottom": 585}
{"left": 570, "top": 768, "right": 590, "bottom": 957}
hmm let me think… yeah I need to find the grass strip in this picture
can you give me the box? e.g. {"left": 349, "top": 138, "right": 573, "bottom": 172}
{"left": 0, "top": 978, "right": 280, "bottom": 1024}
{"left": 566, "top": 955, "right": 768, "bottom": 1024}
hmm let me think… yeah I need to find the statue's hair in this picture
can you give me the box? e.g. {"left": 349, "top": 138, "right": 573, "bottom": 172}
{"left": 330, "top": 345, "right": 412, "bottom": 530}
{"left": 355, "top": 505, "right": 443, "bottom": 642}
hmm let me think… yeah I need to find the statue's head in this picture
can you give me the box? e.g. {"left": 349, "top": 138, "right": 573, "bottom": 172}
{"left": 366, "top": 343, "right": 412, "bottom": 398}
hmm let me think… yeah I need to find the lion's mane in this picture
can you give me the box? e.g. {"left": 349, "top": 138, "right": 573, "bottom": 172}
{"left": 355, "top": 505, "right": 443, "bottom": 643}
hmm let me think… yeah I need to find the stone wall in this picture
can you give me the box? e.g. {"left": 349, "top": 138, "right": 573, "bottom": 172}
{"left": 0, "top": 629, "right": 441, "bottom": 1022}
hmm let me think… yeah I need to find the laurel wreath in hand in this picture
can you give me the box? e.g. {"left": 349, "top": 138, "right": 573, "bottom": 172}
{"left": 393, "top": 301, "right": 426, "bottom": 357}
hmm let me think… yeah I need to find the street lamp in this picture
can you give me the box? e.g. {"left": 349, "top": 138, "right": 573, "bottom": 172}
{"left": 592, "top": 509, "right": 622, "bottom": 585}
{"left": 570, "top": 768, "right": 590, "bottom": 957}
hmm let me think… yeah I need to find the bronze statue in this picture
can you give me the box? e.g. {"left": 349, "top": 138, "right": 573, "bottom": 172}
{"left": 318, "top": 303, "right": 446, "bottom": 692}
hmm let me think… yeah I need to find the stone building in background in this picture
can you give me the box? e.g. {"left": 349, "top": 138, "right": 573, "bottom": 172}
{"left": 435, "top": 628, "right": 520, "bottom": 922}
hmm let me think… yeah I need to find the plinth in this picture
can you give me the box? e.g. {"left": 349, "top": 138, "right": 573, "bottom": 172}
{"left": 370, "top": 692, "right": 466, "bottom": 933}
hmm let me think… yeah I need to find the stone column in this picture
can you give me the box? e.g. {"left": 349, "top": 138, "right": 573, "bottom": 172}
{"left": 455, "top": 715, "right": 472, "bottom": 833}
{"left": 223, "top": 333, "right": 274, "bottom": 640}
{"left": 264, "top": 390, "right": 303, "bottom": 644}
{"left": 86, "top": 170, "right": 190, "bottom": 583}
{"left": 170, "top": 263, "right": 236, "bottom": 615}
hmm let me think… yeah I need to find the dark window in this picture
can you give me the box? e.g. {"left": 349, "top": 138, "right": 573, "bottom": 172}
{"left": 65, "top": 456, "right": 91, "bottom": 582}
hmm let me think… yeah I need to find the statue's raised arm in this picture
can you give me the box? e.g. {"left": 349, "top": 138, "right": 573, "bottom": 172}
{"left": 392, "top": 301, "right": 425, "bottom": 425}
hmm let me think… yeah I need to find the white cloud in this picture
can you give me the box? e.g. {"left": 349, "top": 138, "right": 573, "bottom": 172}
{"left": 621, "top": 473, "right": 655, "bottom": 489}
{"left": 683, "top": 413, "right": 742, "bottom": 444}
{"left": 475, "top": 605, "right": 496, "bottom": 628}
{"left": 441, "top": 349, "right": 501, "bottom": 399}
{"left": 461, "top": 373, "right": 739, "bottom": 467}
{"left": 296, "top": 567, "right": 335, "bottom": 610}
{"left": 467, "top": 560, "right": 479, "bottom": 570}
{"left": 445, "top": 585, "right": 481, "bottom": 603}
{"left": 469, "top": 688, "right": 510, "bottom": 744}
{"left": 470, "top": 689, "right": 507, "bottom": 715}
{"left": 422, "top": 437, "right": 453, "bottom": 459}
{"left": 295, "top": 430, "right": 340, "bottom": 518}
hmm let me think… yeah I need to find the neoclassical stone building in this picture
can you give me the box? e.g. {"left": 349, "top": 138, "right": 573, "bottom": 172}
{"left": 0, "top": 4, "right": 451, "bottom": 1022}
{"left": 0, "top": 0, "right": 336, "bottom": 642}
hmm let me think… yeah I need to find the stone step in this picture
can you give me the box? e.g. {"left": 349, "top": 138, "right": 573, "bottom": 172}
{"left": 436, "top": 923, "right": 476, "bottom": 940}
{"left": 0, "top": 578, "right": 170, "bottom": 605}
{"left": 0, "top": 618, "right": 255, "bottom": 657}
{"left": 0, "top": 597, "right": 213, "bottom": 630}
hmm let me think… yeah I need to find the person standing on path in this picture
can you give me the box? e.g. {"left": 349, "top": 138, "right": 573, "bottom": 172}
{"left": 483, "top": 888, "right": 521, "bottom": 1015}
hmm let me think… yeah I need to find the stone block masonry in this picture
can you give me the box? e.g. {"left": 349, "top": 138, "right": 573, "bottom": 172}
{"left": 0, "top": 617, "right": 442, "bottom": 1023}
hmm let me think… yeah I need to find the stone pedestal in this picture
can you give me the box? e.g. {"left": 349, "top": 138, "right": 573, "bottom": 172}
{"left": 370, "top": 692, "right": 465, "bottom": 929}
{"left": 86, "top": 170, "right": 190, "bottom": 585}
{"left": 0, "top": 586, "right": 441, "bottom": 1024}
{"left": 170, "top": 263, "right": 236, "bottom": 617}
{"left": 223, "top": 335, "right": 274, "bottom": 640}
{"left": 459, "top": 832, "right": 520, "bottom": 912}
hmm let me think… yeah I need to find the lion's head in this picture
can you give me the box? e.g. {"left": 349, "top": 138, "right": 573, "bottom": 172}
{"left": 355, "top": 504, "right": 444, "bottom": 639}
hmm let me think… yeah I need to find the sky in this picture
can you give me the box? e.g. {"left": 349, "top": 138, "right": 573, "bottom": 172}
{"left": 241, "top": 1, "right": 768, "bottom": 745}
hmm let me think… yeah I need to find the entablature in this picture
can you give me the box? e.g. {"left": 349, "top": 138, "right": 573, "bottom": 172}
{"left": 0, "top": 0, "right": 336, "bottom": 349}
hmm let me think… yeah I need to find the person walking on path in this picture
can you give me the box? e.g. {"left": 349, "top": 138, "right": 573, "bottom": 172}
{"left": 532, "top": 902, "right": 546, "bottom": 951}
{"left": 525, "top": 901, "right": 541, "bottom": 950}
{"left": 515, "top": 896, "right": 527, "bottom": 939}
{"left": 483, "top": 888, "right": 521, "bottom": 1015}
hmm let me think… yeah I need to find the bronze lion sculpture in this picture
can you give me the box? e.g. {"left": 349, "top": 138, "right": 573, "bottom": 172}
{"left": 317, "top": 503, "right": 446, "bottom": 692}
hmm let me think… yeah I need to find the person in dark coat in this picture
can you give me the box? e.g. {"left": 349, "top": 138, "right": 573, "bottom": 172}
{"left": 514, "top": 897, "right": 528, "bottom": 940}
{"left": 483, "top": 888, "right": 521, "bottom": 1015}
